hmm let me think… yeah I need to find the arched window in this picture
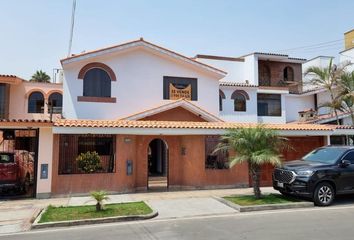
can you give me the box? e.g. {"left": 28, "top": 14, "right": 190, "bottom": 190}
{"left": 283, "top": 66, "right": 294, "bottom": 81}
{"left": 48, "top": 92, "right": 63, "bottom": 114}
{"left": 231, "top": 90, "right": 249, "bottom": 112}
{"left": 28, "top": 92, "right": 44, "bottom": 113}
{"left": 83, "top": 68, "right": 112, "bottom": 97}
{"left": 259, "top": 65, "right": 271, "bottom": 86}
{"left": 219, "top": 90, "right": 225, "bottom": 111}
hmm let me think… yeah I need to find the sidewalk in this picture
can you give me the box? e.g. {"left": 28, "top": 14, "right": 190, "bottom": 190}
{"left": 0, "top": 187, "right": 277, "bottom": 234}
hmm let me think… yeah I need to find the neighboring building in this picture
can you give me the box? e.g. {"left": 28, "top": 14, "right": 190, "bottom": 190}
{"left": 1, "top": 30, "right": 354, "bottom": 198}
{"left": 0, "top": 75, "right": 62, "bottom": 198}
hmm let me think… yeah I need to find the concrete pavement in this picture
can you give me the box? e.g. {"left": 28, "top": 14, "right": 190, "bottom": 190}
{"left": 0, "top": 187, "right": 276, "bottom": 234}
{"left": 3, "top": 204, "right": 354, "bottom": 240}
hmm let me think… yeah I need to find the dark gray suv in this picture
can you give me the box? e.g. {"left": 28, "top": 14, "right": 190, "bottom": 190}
{"left": 273, "top": 146, "right": 354, "bottom": 206}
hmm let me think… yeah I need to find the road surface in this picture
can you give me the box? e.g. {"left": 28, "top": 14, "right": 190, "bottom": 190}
{"left": 2, "top": 205, "right": 354, "bottom": 240}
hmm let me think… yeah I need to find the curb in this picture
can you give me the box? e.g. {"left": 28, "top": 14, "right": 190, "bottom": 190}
{"left": 31, "top": 206, "right": 158, "bottom": 230}
{"left": 214, "top": 196, "right": 314, "bottom": 212}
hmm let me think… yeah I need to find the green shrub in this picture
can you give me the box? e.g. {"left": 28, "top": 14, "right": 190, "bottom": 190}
{"left": 76, "top": 151, "right": 102, "bottom": 173}
{"left": 90, "top": 190, "right": 110, "bottom": 211}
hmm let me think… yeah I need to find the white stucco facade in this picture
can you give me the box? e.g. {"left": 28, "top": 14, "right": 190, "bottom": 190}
{"left": 62, "top": 46, "right": 223, "bottom": 120}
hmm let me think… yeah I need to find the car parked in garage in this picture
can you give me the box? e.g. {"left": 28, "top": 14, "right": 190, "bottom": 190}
{"left": 0, "top": 151, "right": 34, "bottom": 194}
{"left": 273, "top": 146, "right": 354, "bottom": 206}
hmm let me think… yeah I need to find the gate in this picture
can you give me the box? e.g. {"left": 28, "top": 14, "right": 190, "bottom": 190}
{"left": 0, "top": 129, "right": 38, "bottom": 198}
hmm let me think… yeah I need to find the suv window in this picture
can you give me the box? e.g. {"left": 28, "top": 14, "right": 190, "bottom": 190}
{"left": 342, "top": 151, "right": 354, "bottom": 164}
{"left": 0, "top": 154, "right": 14, "bottom": 163}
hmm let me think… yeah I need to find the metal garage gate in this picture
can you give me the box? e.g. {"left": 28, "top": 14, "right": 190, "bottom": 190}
{"left": 0, "top": 129, "right": 39, "bottom": 199}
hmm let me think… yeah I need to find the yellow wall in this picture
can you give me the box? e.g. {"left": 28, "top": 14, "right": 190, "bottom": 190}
{"left": 345, "top": 29, "right": 354, "bottom": 50}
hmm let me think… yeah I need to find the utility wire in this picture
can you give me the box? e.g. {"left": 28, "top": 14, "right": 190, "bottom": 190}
{"left": 67, "top": 0, "right": 77, "bottom": 57}
{"left": 276, "top": 39, "right": 342, "bottom": 52}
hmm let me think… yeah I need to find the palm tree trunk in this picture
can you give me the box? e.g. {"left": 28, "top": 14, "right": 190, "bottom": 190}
{"left": 330, "top": 91, "right": 340, "bottom": 125}
{"left": 250, "top": 164, "right": 262, "bottom": 199}
{"left": 96, "top": 202, "right": 102, "bottom": 211}
{"left": 349, "top": 107, "right": 354, "bottom": 126}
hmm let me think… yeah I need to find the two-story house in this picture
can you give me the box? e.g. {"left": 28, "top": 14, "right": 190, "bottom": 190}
{"left": 1, "top": 30, "right": 354, "bottom": 198}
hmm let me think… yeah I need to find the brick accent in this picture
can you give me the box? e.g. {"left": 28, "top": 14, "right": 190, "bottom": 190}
{"left": 258, "top": 60, "right": 302, "bottom": 93}
{"left": 77, "top": 96, "right": 117, "bottom": 103}
{"left": 78, "top": 62, "right": 117, "bottom": 81}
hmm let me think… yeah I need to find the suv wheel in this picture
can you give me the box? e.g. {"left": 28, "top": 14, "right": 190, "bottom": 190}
{"left": 313, "top": 182, "right": 335, "bottom": 206}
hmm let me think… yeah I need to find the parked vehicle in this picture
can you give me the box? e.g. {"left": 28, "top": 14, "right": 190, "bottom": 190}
{"left": 273, "top": 146, "right": 354, "bottom": 206}
{"left": 0, "top": 151, "right": 34, "bottom": 194}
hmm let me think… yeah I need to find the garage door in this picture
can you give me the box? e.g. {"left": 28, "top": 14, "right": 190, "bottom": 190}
{"left": 252, "top": 136, "right": 325, "bottom": 187}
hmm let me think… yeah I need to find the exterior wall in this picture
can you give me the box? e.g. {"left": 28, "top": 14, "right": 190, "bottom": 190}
{"left": 285, "top": 95, "right": 315, "bottom": 122}
{"left": 8, "top": 81, "right": 62, "bottom": 120}
{"left": 317, "top": 90, "right": 333, "bottom": 115}
{"left": 344, "top": 29, "right": 354, "bottom": 50}
{"left": 62, "top": 48, "right": 220, "bottom": 120}
{"left": 244, "top": 55, "right": 258, "bottom": 85}
{"left": 196, "top": 58, "right": 245, "bottom": 83}
{"left": 340, "top": 48, "right": 354, "bottom": 73}
{"left": 140, "top": 107, "right": 207, "bottom": 122}
{"left": 302, "top": 56, "right": 333, "bottom": 91}
{"left": 219, "top": 86, "right": 258, "bottom": 123}
{"left": 36, "top": 127, "right": 53, "bottom": 197}
{"left": 51, "top": 133, "right": 329, "bottom": 194}
{"left": 51, "top": 134, "right": 250, "bottom": 195}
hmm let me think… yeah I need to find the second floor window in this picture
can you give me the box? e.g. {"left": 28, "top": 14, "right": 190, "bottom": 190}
{"left": 83, "top": 68, "right": 111, "bottom": 97}
{"left": 283, "top": 66, "right": 294, "bottom": 81}
{"left": 257, "top": 94, "right": 281, "bottom": 116}
{"left": 231, "top": 90, "right": 249, "bottom": 112}
{"left": 28, "top": 91, "right": 44, "bottom": 113}
{"left": 48, "top": 92, "right": 63, "bottom": 114}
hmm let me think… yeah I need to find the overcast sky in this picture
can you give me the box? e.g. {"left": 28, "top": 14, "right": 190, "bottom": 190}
{"left": 1, "top": 0, "right": 354, "bottom": 80}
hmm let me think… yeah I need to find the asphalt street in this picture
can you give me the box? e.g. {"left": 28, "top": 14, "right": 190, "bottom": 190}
{"left": 2, "top": 204, "right": 354, "bottom": 240}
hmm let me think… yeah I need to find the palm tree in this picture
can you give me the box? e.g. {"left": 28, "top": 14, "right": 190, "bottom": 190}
{"left": 214, "top": 125, "right": 288, "bottom": 199}
{"left": 90, "top": 190, "right": 110, "bottom": 211}
{"left": 305, "top": 59, "right": 351, "bottom": 125}
{"left": 30, "top": 70, "right": 51, "bottom": 83}
{"left": 339, "top": 71, "right": 354, "bottom": 125}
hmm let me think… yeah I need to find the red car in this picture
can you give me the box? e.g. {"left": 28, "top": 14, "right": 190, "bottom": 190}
{"left": 0, "top": 151, "right": 33, "bottom": 194}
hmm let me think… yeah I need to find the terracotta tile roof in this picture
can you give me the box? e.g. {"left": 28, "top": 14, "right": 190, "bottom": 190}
{"left": 0, "top": 74, "right": 24, "bottom": 85}
{"left": 120, "top": 98, "right": 224, "bottom": 122}
{"left": 54, "top": 119, "right": 337, "bottom": 131}
{"left": 0, "top": 74, "right": 17, "bottom": 78}
{"left": 0, "top": 119, "right": 52, "bottom": 126}
{"left": 293, "top": 111, "right": 351, "bottom": 124}
{"left": 219, "top": 81, "right": 258, "bottom": 87}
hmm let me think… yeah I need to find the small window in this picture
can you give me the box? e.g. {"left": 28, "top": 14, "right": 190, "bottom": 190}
{"left": 219, "top": 90, "right": 225, "bottom": 111}
{"left": 83, "top": 68, "right": 111, "bottom": 97}
{"left": 48, "top": 93, "right": 63, "bottom": 114}
{"left": 283, "top": 66, "right": 294, "bottom": 81}
{"left": 234, "top": 94, "right": 246, "bottom": 112}
{"left": 163, "top": 76, "right": 198, "bottom": 101}
{"left": 28, "top": 92, "right": 44, "bottom": 113}
{"left": 205, "top": 136, "right": 229, "bottom": 169}
{"left": 59, "top": 134, "right": 115, "bottom": 174}
{"left": 257, "top": 94, "right": 281, "bottom": 116}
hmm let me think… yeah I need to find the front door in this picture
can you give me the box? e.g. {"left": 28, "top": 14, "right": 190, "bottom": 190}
{"left": 147, "top": 139, "right": 168, "bottom": 190}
